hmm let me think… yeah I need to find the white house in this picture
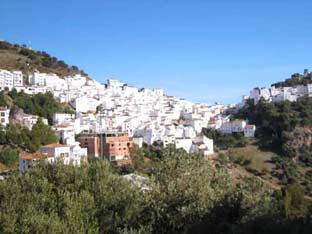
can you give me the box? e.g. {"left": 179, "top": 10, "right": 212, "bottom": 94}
{"left": 0, "top": 69, "right": 14, "bottom": 90}
{"left": 65, "top": 74, "right": 87, "bottom": 89}
{"left": 40, "top": 144, "right": 71, "bottom": 163}
{"left": 244, "top": 125, "right": 256, "bottom": 137}
{"left": 19, "top": 153, "right": 45, "bottom": 171}
{"left": 174, "top": 138, "right": 193, "bottom": 152}
{"left": 12, "top": 71, "right": 23, "bottom": 87}
{"left": 68, "top": 144, "right": 87, "bottom": 166}
{"left": 0, "top": 107, "right": 10, "bottom": 127}
{"left": 53, "top": 113, "right": 75, "bottom": 124}
{"left": 220, "top": 120, "right": 246, "bottom": 134}
{"left": 21, "top": 115, "right": 48, "bottom": 130}
{"left": 70, "top": 97, "right": 100, "bottom": 113}
{"left": 191, "top": 135, "right": 214, "bottom": 156}
{"left": 132, "top": 136, "right": 144, "bottom": 148}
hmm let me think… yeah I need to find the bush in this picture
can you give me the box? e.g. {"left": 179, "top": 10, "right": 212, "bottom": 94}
{"left": 283, "top": 183, "right": 308, "bottom": 219}
{"left": 202, "top": 128, "right": 247, "bottom": 150}
{"left": 0, "top": 147, "right": 18, "bottom": 166}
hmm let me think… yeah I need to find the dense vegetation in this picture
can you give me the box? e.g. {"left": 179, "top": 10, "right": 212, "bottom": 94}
{"left": 0, "top": 149, "right": 311, "bottom": 234}
{"left": 0, "top": 40, "right": 88, "bottom": 78}
{"left": 234, "top": 97, "right": 312, "bottom": 194}
{"left": 236, "top": 98, "right": 312, "bottom": 159}
{"left": 0, "top": 89, "right": 74, "bottom": 124}
{"left": 0, "top": 119, "right": 57, "bottom": 166}
{"left": 202, "top": 128, "right": 247, "bottom": 150}
{"left": 272, "top": 72, "right": 312, "bottom": 88}
{"left": 0, "top": 147, "right": 18, "bottom": 167}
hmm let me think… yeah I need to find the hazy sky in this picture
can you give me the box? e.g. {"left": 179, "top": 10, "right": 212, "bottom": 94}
{"left": 1, "top": 0, "right": 312, "bottom": 104}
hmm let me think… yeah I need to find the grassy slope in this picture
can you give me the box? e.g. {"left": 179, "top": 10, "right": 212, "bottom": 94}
{"left": 0, "top": 40, "right": 88, "bottom": 78}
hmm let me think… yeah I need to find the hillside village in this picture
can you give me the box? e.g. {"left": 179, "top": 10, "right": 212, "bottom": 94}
{"left": 4, "top": 66, "right": 312, "bottom": 171}
{"left": 1, "top": 38, "right": 312, "bottom": 172}
{"left": 0, "top": 68, "right": 257, "bottom": 169}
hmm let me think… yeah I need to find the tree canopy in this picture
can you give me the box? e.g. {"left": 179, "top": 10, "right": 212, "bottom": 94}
{"left": 0, "top": 148, "right": 311, "bottom": 234}
{"left": 8, "top": 90, "right": 74, "bottom": 125}
{"left": 0, "top": 121, "right": 57, "bottom": 157}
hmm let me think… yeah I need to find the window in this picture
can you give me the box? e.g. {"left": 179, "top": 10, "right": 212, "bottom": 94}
{"left": 0, "top": 113, "right": 4, "bottom": 117}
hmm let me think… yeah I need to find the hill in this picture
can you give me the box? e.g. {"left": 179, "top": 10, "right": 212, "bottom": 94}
{"left": 272, "top": 70, "right": 312, "bottom": 88}
{"left": 233, "top": 97, "right": 312, "bottom": 196}
{"left": 0, "top": 40, "right": 88, "bottom": 78}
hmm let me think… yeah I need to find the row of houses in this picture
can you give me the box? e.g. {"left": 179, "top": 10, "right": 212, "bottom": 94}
{"left": 248, "top": 70, "right": 312, "bottom": 104}
{"left": 219, "top": 120, "right": 256, "bottom": 137}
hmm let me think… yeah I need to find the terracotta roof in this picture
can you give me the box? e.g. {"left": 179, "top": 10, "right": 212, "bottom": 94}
{"left": 245, "top": 125, "right": 256, "bottom": 129}
{"left": 20, "top": 153, "right": 44, "bottom": 160}
{"left": 55, "top": 125, "right": 71, "bottom": 128}
{"left": 0, "top": 107, "right": 9, "bottom": 111}
{"left": 41, "top": 143, "right": 69, "bottom": 148}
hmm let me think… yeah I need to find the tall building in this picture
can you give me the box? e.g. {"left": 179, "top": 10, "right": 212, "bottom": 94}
{"left": 78, "top": 132, "right": 133, "bottom": 164}
{"left": 100, "top": 132, "right": 132, "bottom": 162}
{"left": 0, "top": 69, "right": 23, "bottom": 90}
{"left": 78, "top": 133, "right": 100, "bottom": 158}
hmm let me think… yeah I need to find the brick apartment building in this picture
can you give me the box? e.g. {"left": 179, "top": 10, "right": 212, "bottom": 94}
{"left": 78, "top": 133, "right": 100, "bottom": 158}
{"left": 78, "top": 132, "right": 132, "bottom": 164}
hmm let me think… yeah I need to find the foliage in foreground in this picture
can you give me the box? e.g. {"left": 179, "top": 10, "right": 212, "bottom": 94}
{"left": 0, "top": 151, "right": 311, "bottom": 234}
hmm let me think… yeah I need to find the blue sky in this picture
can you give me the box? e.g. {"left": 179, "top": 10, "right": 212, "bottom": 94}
{"left": 1, "top": 0, "right": 312, "bottom": 104}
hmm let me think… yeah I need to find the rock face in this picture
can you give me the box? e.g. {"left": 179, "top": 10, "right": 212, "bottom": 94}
{"left": 10, "top": 107, "right": 25, "bottom": 125}
{"left": 285, "top": 127, "right": 312, "bottom": 147}
{"left": 282, "top": 127, "right": 312, "bottom": 158}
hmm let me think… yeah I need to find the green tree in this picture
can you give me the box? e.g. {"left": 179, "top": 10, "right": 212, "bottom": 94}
{"left": 0, "top": 146, "right": 18, "bottom": 166}
{"left": 31, "top": 118, "right": 57, "bottom": 147}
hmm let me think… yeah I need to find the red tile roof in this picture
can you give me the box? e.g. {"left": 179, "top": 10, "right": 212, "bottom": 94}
{"left": 245, "top": 125, "right": 256, "bottom": 129}
{"left": 41, "top": 143, "right": 69, "bottom": 148}
{"left": 20, "top": 153, "right": 44, "bottom": 160}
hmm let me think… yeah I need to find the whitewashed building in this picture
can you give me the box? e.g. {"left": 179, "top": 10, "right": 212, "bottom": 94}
{"left": 0, "top": 69, "right": 23, "bottom": 90}
{"left": 0, "top": 107, "right": 10, "bottom": 127}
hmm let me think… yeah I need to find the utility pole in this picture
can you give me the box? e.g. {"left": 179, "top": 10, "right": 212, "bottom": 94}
{"left": 98, "top": 105, "right": 105, "bottom": 160}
